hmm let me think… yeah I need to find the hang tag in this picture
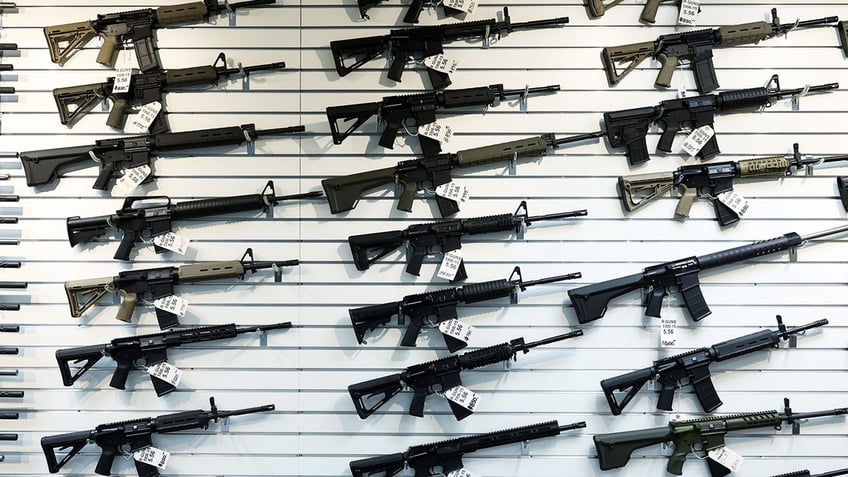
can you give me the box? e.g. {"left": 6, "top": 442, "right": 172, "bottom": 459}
{"left": 442, "top": 0, "right": 475, "bottom": 13}
{"left": 128, "top": 101, "right": 162, "bottom": 133}
{"left": 717, "top": 191, "right": 749, "bottom": 218}
{"left": 437, "top": 249, "right": 463, "bottom": 280}
{"left": 438, "top": 319, "right": 474, "bottom": 344}
{"left": 147, "top": 362, "right": 182, "bottom": 387}
{"left": 152, "top": 232, "right": 189, "bottom": 254}
{"left": 680, "top": 125, "right": 714, "bottom": 157}
{"left": 435, "top": 182, "right": 470, "bottom": 203}
{"left": 113, "top": 164, "right": 151, "bottom": 195}
{"left": 448, "top": 469, "right": 474, "bottom": 477}
{"left": 419, "top": 121, "right": 453, "bottom": 144}
{"left": 133, "top": 446, "right": 170, "bottom": 470}
{"left": 112, "top": 50, "right": 134, "bottom": 94}
{"left": 153, "top": 295, "right": 188, "bottom": 317}
{"left": 444, "top": 385, "right": 480, "bottom": 412}
{"left": 677, "top": 0, "right": 700, "bottom": 26}
{"left": 708, "top": 446, "right": 744, "bottom": 472}
{"left": 423, "top": 54, "right": 459, "bottom": 74}
{"left": 660, "top": 317, "right": 678, "bottom": 348}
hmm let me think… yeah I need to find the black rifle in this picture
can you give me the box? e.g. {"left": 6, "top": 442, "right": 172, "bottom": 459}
{"left": 20, "top": 123, "right": 305, "bottom": 190}
{"left": 350, "top": 266, "right": 581, "bottom": 351}
{"left": 771, "top": 469, "right": 848, "bottom": 477}
{"left": 357, "top": 0, "right": 463, "bottom": 24}
{"left": 602, "top": 315, "right": 827, "bottom": 415}
{"left": 595, "top": 398, "right": 847, "bottom": 477}
{"left": 41, "top": 396, "right": 274, "bottom": 476}
{"left": 587, "top": 75, "right": 838, "bottom": 165}
{"left": 568, "top": 224, "right": 848, "bottom": 323}
{"left": 350, "top": 420, "right": 586, "bottom": 477}
{"left": 53, "top": 52, "right": 286, "bottom": 133}
{"left": 349, "top": 330, "right": 582, "bottom": 420}
{"left": 43, "top": 0, "right": 274, "bottom": 72}
{"left": 618, "top": 143, "right": 848, "bottom": 226}
{"left": 327, "top": 83, "right": 560, "bottom": 156}
{"left": 65, "top": 248, "right": 297, "bottom": 328}
{"left": 56, "top": 322, "right": 290, "bottom": 396}
{"left": 66, "top": 180, "right": 322, "bottom": 260}
{"left": 332, "top": 7, "right": 568, "bottom": 89}
{"left": 323, "top": 132, "right": 603, "bottom": 217}
{"left": 604, "top": 9, "right": 840, "bottom": 93}
{"left": 348, "top": 201, "right": 587, "bottom": 281}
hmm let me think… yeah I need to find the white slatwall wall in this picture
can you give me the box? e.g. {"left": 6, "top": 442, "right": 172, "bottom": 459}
{"left": 0, "top": 0, "right": 847, "bottom": 476}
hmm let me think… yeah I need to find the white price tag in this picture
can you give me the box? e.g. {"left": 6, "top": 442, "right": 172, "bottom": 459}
{"left": 660, "top": 317, "right": 678, "bottom": 348}
{"left": 128, "top": 101, "right": 162, "bottom": 133}
{"left": 153, "top": 295, "right": 188, "bottom": 317}
{"left": 678, "top": 0, "right": 701, "bottom": 26}
{"left": 113, "top": 164, "right": 151, "bottom": 195}
{"left": 437, "top": 249, "right": 463, "bottom": 280}
{"left": 448, "top": 469, "right": 474, "bottom": 477}
{"left": 442, "top": 0, "right": 475, "bottom": 13}
{"left": 438, "top": 319, "right": 474, "bottom": 344}
{"left": 680, "top": 125, "right": 714, "bottom": 157}
{"left": 708, "top": 446, "right": 744, "bottom": 472}
{"left": 435, "top": 182, "right": 470, "bottom": 203}
{"left": 444, "top": 385, "right": 480, "bottom": 412}
{"left": 152, "top": 232, "right": 190, "bottom": 255}
{"left": 423, "top": 54, "right": 459, "bottom": 74}
{"left": 112, "top": 50, "right": 134, "bottom": 94}
{"left": 133, "top": 446, "right": 170, "bottom": 470}
{"left": 146, "top": 362, "right": 182, "bottom": 387}
{"left": 717, "top": 191, "right": 750, "bottom": 218}
{"left": 418, "top": 121, "right": 453, "bottom": 144}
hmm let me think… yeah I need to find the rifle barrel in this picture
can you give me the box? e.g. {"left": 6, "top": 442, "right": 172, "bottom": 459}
{"left": 782, "top": 318, "right": 829, "bottom": 339}
{"left": 254, "top": 126, "right": 306, "bottom": 137}
{"left": 509, "top": 17, "right": 569, "bottom": 31}
{"left": 229, "top": 0, "right": 276, "bottom": 9}
{"left": 782, "top": 407, "right": 848, "bottom": 421}
{"left": 774, "top": 82, "right": 839, "bottom": 99}
{"left": 243, "top": 259, "right": 299, "bottom": 271}
{"left": 217, "top": 403, "right": 276, "bottom": 419}
{"left": 526, "top": 209, "right": 588, "bottom": 223}
{"left": 559, "top": 421, "right": 587, "bottom": 432}
{"left": 235, "top": 322, "right": 292, "bottom": 334}
{"left": 270, "top": 190, "right": 323, "bottom": 202}
{"left": 501, "top": 84, "right": 560, "bottom": 98}
{"left": 547, "top": 131, "right": 606, "bottom": 147}
{"left": 520, "top": 272, "right": 582, "bottom": 288}
{"left": 520, "top": 330, "right": 583, "bottom": 350}
{"left": 801, "top": 224, "right": 848, "bottom": 241}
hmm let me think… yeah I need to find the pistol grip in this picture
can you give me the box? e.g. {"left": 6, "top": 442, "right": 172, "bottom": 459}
{"left": 399, "top": 318, "right": 423, "bottom": 347}
{"left": 396, "top": 182, "right": 416, "bottom": 212}
{"left": 640, "top": 0, "right": 661, "bottom": 23}
{"left": 674, "top": 186, "right": 697, "bottom": 218}
{"left": 402, "top": 0, "right": 424, "bottom": 23}
{"left": 655, "top": 54, "right": 679, "bottom": 88}
{"left": 409, "top": 389, "right": 427, "bottom": 417}
{"left": 656, "top": 378, "right": 678, "bottom": 411}
{"left": 106, "top": 98, "right": 129, "bottom": 130}
{"left": 109, "top": 359, "right": 133, "bottom": 390}
{"left": 405, "top": 246, "right": 427, "bottom": 276}
{"left": 115, "top": 292, "right": 138, "bottom": 323}
{"left": 94, "top": 445, "right": 119, "bottom": 476}
{"left": 96, "top": 35, "right": 119, "bottom": 67}
{"left": 386, "top": 53, "right": 406, "bottom": 83}
{"left": 378, "top": 123, "right": 401, "bottom": 150}
{"left": 113, "top": 230, "right": 137, "bottom": 261}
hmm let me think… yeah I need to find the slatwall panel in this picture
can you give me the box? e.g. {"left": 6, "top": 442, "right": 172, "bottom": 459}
{"left": 1, "top": 0, "right": 847, "bottom": 476}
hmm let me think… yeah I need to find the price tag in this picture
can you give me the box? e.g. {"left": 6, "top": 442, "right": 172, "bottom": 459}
{"left": 442, "top": 0, "right": 476, "bottom": 13}
{"left": 435, "top": 182, "right": 470, "bottom": 203}
{"left": 448, "top": 469, "right": 474, "bottom": 477}
{"left": 152, "top": 232, "right": 190, "bottom": 255}
{"left": 444, "top": 385, "right": 480, "bottom": 412}
{"left": 423, "top": 54, "right": 459, "bottom": 74}
{"left": 660, "top": 317, "right": 678, "bottom": 348}
{"left": 113, "top": 164, "right": 151, "bottom": 195}
{"left": 708, "top": 446, "right": 744, "bottom": 472}
{"left": 419, "top": 121, "right": 453, "bottom": 144}
{"left": 438, "top": 319, "right": 474, "bottom": 344}
{"left": 680, "top": 125, "right": 714, "bottom": 157}
{"left": 133, "top": 446, "right": 170, "bottom": 470}
{"left": 678, "top": 0, "right": 701, "bottom": 26}
{"left": 717, "top": 191, "right": 750, "bottom": 218}
{"left": 147, "top": 362, "right": 182, "bottom": 387}
{"left": 153, "top": 295, "right": 188, "bottom": 317}
{"left": 128, "top": 101, "right": 162, "bottom": 133}
{"left": 112, "top": 50, "right": 134, "bottom": 94}
{"left": 437, "top": 249, "right": 463, "bottom": 280}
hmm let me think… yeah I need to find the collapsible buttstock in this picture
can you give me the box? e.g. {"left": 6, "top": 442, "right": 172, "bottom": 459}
{"left": 349, "top": 452, "right": 406, "bottom": 477}
{"left": 41, "top": 430, "right": 92, "bottom": 473}
{"left": 43, "top": 21, "right": 96, "bottom": 64}
{"left": 348, "top": 301, "right": 400, "bottom": 344}
{"left": 568, "top": 272, "right": 645, "bottom": 323}
{"left": 330, "top": 36, "right": 386, "bottom": 77}
{"left": 348, "top": 373, "right": 405, "bottom": 418}
{"left": 326, "top": 102, "right": 379, "bottom": 144}
{"left": 321, "top": 167, "right": 396, "bottom": 214}
{"left": 64, "top": 276, "right": 113, "bottom": 317}
{"left": 348, "top": 230, "right": 406, "bottom": 270}
{"left": 53, "top": 83, "right": 105, "bottom": 125}
{"left": 55, "top": 344, "right": 106, "bottom": 386}
{"left": 603, "top": 41, "right": 655, "bottom": 85}
{"left": 594, "top": 426, "right": 672, "bottom": 470}
{"left": 617, "top": 172, "right": 674, "bottom": 212}
{"left": 96, "top": 34, "right": 119, "bottom": 67}
{"left": 601, "top": 367, "right": 653, "bottom": 415}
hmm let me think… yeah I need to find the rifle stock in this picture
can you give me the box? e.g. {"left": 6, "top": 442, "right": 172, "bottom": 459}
{"left": 568, "top": 272, "right": 644, "bottom": 324}
{"left": 56, "top": 344, "right": 107, "bottom": 386}
{"left": 43, "top": 21, "right": 97, "bottom": 64}
{"left": 349, "top": 301, "right": 401, "bottom": 344}
{"left": 594, "top": 426, "right": 672, "bottom": 470}
{"left": 331, "top": 35, "right": 388, "bottom": 77}
{"left": 53, "top": 82, "right": 110, "bottom": 126}
{"left": 600, "top": 366, "right": 653, "bottom": 415}
{"left": 327, "top": 102, "right": 380, "bottom": 145}
{"left": 350, "top": 452, "right": 406, "bottom": 477}
{"left": 617, "top": 172, "right": 675, "bottom": 212}
{"left": 602, "top": 41, "right": 655, "bottom": 85}
{"left": 322, "top": 167, "right": 396, "bottom": 214}
{"left": 41, "top": 429, "right": 93, "bottom": 473}
{"left": 19, "top": 145, "right": 97, "bottom": 187}
{"left": 64, "top": 276, "right": 114, "bottom": 317}
{"left": 348, "top": 230, "right": 406, "bottom": 270}
{"left": 348, "top": 373, "right": 405, "bottom": 418}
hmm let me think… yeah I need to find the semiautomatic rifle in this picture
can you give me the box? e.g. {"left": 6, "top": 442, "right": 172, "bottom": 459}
{"left": 350, "top": 420, "right": 586, "bottom": 477}
{"left": 595, "top": 75, "right": 838, "bottom": 165}
{"left": 44, "top": 0, "right": 275, "bottom": 72}
{"left": 65, "top": 248, "right": 297, "bottom": 328}
{"left": 323, "top": 132, "right": 603, "bottom": 217}
{"left": 41, "top": 396, "right": 275, "bottom": 476}
{"left": 53, "top": 52, "right": 286, "bottom": 133}
{"left": 568, "top": 224, "right": 848, "bottom": 323}
{"left": 356, "top": 0, "right": 464, "bottom": 24}
{"left": 20, "top": 123, "right": 304, "bottom": 190}
{"left": 327, "top": 83, "right": 560, "bottom": 156}
{"left": 586, "top": 0, "right": 677, "bottom": 24}
{"left": 348, "top": 201, "right": 587, "bottom": 281}
{"left": 350, "top": 266, "right": 581, "bottom": 351}
{"left": 602, "top": 315, "right": 827, "bottom": 414}
{"left": 618, "top": 143, "right": 848, "bottom": 225}
{"left": 595, "top": 398, "right": 848, "bottom": 476}
{"left": 56, "top": 322, "right": 290, "bottom": 396}
{"left": 604, "top": 9, "right": 841, "bottom": 93}
{"left": 349, "top": 331, "right": 582, "bottom": 420}
{"left": 771, "top": 469, "right": 848, "bottom": 477}
{"left": 332, "top": 7, "right": 568, "bottom": 89}
{"left": 66, "top": 180, "right": 322, "bottom": 260}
